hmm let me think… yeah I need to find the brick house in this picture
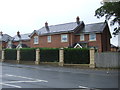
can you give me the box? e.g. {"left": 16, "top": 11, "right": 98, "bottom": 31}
{"left": 30, "top": 17, "right": 111, "bottom": 52}
{"left": 0, "top": 32, "right": 14, "bottom": 49}
{"left": 12, "top": 31, "right": 31, "bottom": 48}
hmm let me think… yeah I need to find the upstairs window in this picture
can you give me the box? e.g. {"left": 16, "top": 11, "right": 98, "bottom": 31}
{"left": 89, "top": 33, "right": 96, "bottom": 41}
{"left": 34, "top": 36, "right": 39, "bottom": 44}
{"left": 47, "top": 36, "right": 51, "bottom": 42}
{"left": 80, "top": 34, "right": 84, "bottom": 41}
{"left": 61, "top": 34, "right": 68, "bottom": 42}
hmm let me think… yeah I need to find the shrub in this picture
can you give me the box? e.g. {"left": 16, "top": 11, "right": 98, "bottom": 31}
{"left": 5, "top": 49, "right": 17, "bottom": 60}
{"left": 40, "top": 48, "right": 59, "bottom": 62}
{"left": 20, "top": 48, "right": 36, "bottom": 61}
{"left": 64, "top": 48, "right": 90, "bottom": 64}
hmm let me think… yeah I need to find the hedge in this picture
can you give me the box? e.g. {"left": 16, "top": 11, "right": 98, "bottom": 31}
{"left": 64, "top": 48, "right": 90, "bottom": 64}
{"left": 20, "top": 48, "right": 36, "bottom": 61}
{"left": 40, "top": 48, "right": 59, "bottom": 62}
{"left": 5, "top": 49, "right": 17, "bottom": 60}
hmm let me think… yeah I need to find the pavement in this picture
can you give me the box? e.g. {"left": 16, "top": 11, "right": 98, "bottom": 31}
{"left": 0, "top": 62, "right": 119, "bottom": 89}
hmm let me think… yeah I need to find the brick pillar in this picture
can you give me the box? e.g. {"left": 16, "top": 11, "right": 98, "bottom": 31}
{"left": 59, "top": 48, "right": 64, "bottom": 66}
{"left": 1, "top": 50, "right": 5, "bottom": 62}
{"left": 17, "top": 49, "right": 20, "bottom": 64}
{"left": 35, "top": 49, "right": 40, "bottom": 65}
{"left": 89, "top": 48, "right": 95, "bottom": 68}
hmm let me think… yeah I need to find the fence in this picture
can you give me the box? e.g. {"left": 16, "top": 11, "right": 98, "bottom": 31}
{"left": 95, "top": 52, "right": 120, "bottom": 68}
{"left": 0, "top": 48, "right": 95, "bottom": 68}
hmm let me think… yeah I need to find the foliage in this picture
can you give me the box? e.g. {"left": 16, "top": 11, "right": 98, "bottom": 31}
{"left": 20, "top": 48, "right": 36, "bottom": 61}
{"left": 40, "top": 48, "right": 59, "bottom": 62}
{"left": 64, "top": 48, "right": 90, "bottom": 64}
{"left": 95, "top": 1, "right": 120, "bottom": 35}
{"left": 5, "top": 49, "right": 17, "bottom": 60}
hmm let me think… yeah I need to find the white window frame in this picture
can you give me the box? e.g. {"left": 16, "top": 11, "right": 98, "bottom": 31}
{"left": 34, "top": 36, "right": 39, "bottom": 44}
{"left": 47, "top": 36, "right": 51, "bottom": 43}
{"left": 80, "top": 34, "right": 84, "bottom": 41}
{"left": 61, "top": 34, "right": 68, "bottom": 42}
{"left": 89, "top": 33, "right": 96, "bottom": 41}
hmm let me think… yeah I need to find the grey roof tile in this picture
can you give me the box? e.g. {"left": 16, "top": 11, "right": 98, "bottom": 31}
{"left": 13, "top": 33, "right": 31, "bottom": 41}
{"left": 37, "top": 22, "right": 83, "bottom": 35}
{"left": 0, "top": 34, "right": 13, "bottom": 42}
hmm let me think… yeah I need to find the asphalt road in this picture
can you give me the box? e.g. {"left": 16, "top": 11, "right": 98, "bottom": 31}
{"left": 0, "top": 62, "right": 119, "bottom": 89}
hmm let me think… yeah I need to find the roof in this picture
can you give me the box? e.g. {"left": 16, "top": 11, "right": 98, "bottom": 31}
{"left": 30, "top": 21, "right": 108, "bottom": 37}
{"left": 36, "top": 21, "right": 83, "bottom": 35}
{"left": 0, "top": 34, "right": 13, "bottom": 42}
{"left": 75, "top": 22, "right": 106, "bottom": 34}
{"left": 13, "top": 33, "right": 31, "bottom": 41}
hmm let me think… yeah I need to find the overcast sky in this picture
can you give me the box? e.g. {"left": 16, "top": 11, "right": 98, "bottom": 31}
{"left": 0, "top": 0, "right": 118, "bottom": 46}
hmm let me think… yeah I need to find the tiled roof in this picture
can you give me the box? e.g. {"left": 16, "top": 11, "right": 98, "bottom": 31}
{"left": 37, "top": 21, "right": 83, "bottom": 35}
{"left": 35, "top": 21, "right": 107, "bottom": 36}
{"left": 75, "top": 22, "right": 106, "bottom": 34}
{"left": 13, "top": 33, "right": 31, "bottom": 41}
{"left": 0, "top": 34, "right": 13, "bottom": 42}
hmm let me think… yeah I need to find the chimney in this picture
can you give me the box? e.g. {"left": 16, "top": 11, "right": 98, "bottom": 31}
{"left": 76, "top": 16, "right": 80, "bottom": 25}
{"left": 17, "top": 31, "right": 21, "bottom": 38}
{"left": 0, "top": 31, "right": 3, "bottom": 36}
{"left": 45, "top": 22, "right": 49, "bottom": 32}
{"left": 45, "top": 22, "right": 48, "bottom": 28}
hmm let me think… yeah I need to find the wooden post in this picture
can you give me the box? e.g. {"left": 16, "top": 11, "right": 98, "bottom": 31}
{"left": 17, "top": 49, "right": 20, "bottom": 64}
{"left": 35, "top": 48, "right": 40, "bottom": 65}
{"left": 59, "top": 48, "right": 64, "bottom": 66}
{"left": 89, "top": 48, "right": 95, "bottom": 68}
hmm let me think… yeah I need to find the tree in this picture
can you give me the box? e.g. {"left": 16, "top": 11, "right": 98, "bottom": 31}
{"left": 95, "top": 1, "right": 120, "bottom": 35}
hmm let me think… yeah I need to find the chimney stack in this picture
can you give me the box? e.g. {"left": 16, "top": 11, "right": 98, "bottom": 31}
{"left": 17, "top": 31, "right": 21, "bottom": 38}
{"left": 45, "top": 22, "right": 49, "bottom": 32}
{"left": 45, "top": 22, "right": 48, "bottom": 28}
{"left": 76, "top": 16, "right": 80, "bottom": 25}
{"left": 0, "top": 31, "right": 3, "bottom": 36}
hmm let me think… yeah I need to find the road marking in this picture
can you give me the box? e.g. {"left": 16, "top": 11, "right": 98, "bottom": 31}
{"left": 5, "top": 74, "right": 48, "bottom": 82}
{"left": 0, "top": 83, "right": 22, "bottom": 88}
{"left": 78, "top": 85, "right": 88, "bottom": 88}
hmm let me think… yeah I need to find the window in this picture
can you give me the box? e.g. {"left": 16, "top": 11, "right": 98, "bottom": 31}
{"left": 80, "top": 34, "right": 84, "bottom": 41}
{"left": 61, "top": 34, "right": 68, "bottom": 42}
{"left": 47, "top": 36, "right": 51, "bottom": 42}
{"left": 34, "top": 36, "right": 39, "bottom": 44}
{"left": 89, "top": 33, "right": 96, "bottom": 41}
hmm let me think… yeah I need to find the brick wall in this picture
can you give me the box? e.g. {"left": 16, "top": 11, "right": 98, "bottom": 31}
{"left": 13, "top": 40, "right": 30, "bottom": 47}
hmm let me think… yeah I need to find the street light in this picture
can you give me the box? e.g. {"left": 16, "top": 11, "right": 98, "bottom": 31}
{"left": 0, "top": 31, "right": 3, "bottom": 50}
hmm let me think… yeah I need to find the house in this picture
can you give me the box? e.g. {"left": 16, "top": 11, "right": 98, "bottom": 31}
{"left": 30, "top": 17, "right": 111, "bottom": 52}
{"left": 13, "top": 31, "right": 31, "bottom": 48}
{"left": 0, "top": 32, "right": 14, "bottom": 49}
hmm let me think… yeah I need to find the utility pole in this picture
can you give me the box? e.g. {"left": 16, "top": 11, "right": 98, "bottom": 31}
{"left": 0, "top": 31, "right": 3, "bottom": 50}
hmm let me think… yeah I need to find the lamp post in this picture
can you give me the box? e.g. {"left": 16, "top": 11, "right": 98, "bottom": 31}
{"left": 0, "top": 31, "right": 3, "bottom": 50}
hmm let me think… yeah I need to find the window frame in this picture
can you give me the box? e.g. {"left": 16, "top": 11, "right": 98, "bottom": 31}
{"left": 61, "top": 34, "right": 68, "bottom": 42}
{"left": 80, "top": 34, "right": 85, "bottom": 41}
{"left": 47, "top": 35, "right": 51, "bottom": 43}
{"left": 89, "top": 33, "right": 96, "bottom": 41}
{"left": 34, "top": 36, "right": 39, "bottom": 44}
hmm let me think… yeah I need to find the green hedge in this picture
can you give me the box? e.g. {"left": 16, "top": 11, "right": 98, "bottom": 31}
{"left": 40, "top": 48, "right": 59, "bottom": 62}
{"left": 20, "top": 48, "right": 36, "bottom": 61}
{"left": 64, "top": 48, "right": 90, "bottom": 64}
{"left": 5, "top": 49, "right": 17, "bottom": 60}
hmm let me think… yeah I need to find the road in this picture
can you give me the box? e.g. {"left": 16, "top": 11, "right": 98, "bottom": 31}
{"left": 0, "top": 62, "right": 119, "bottom": 89}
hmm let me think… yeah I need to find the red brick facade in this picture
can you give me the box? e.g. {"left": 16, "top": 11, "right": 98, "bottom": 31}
{"left": 30, "top": 24, "right": 111, "bottom": 52}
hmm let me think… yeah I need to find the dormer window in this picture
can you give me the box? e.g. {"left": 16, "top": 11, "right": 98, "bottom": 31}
{"left": 34, "top": 36, "right": 39, "bottom": 44}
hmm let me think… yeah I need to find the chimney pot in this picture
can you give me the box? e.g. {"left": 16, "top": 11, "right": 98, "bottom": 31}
{"left": 0, "top": 31, "right": 3, "bottom": 36}
{"left": 45, "top": 22, "right": 48, "bottom": 27}
{"left": 76, "top": 16, "right": 80, "bottom": 24}
{"left": 17, "top": 31, "right": 21, "bottom": 38}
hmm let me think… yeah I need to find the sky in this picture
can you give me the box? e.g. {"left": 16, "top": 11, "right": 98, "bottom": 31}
{"left": 0, "top": 0, "right": 118, "bottom": 46}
